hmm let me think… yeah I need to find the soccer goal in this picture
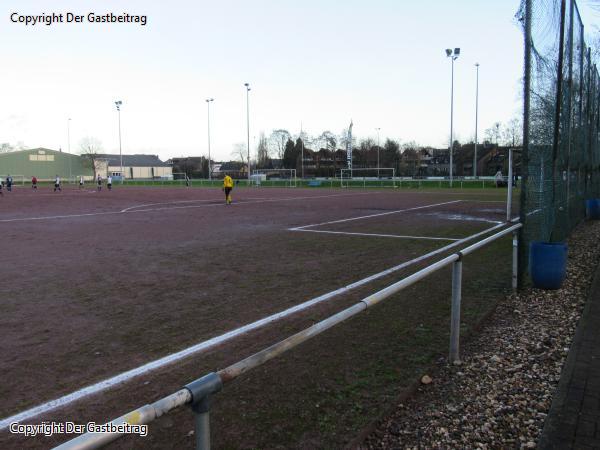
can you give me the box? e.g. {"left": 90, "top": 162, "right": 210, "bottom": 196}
{"left": 340, "top": 168, "right": 396, "bottom": 188}
{"left": 252, "top": 169, "right": 297, "bottom": 187}
{"left": 0, "top": 174, "right": 25, "bottom": 186}
{"left": 66, "top": 175, "right": 85, "bottom": 185}
{"left": 172, "top": 172, "right": 191, "bottom": 186}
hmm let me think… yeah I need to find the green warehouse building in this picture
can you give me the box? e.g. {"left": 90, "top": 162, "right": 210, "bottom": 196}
{"left": 0, "top": 148, "right": 94, "bottom": 182}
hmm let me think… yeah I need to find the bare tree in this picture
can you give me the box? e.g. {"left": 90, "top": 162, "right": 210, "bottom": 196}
{"left": 256, "top": 132, "right": 270, "bottom": 168}
{"left": 77, "top": 137, "right": 103, "bottom": 177}
{"left": 502, "top": 117, "right": 523, "bottom": 146}
{"left": 493, "top": 122, "right": 501, "bottom": 144}
{"left": 295, "top": 129, "right": 313, "bottom": 150}
{"left": 78, "top": 136, "right": 103, "bottom": 155}
{"left": 231, "top": 142, "right": 247, "bottom": 164}
{"left": 319, "top": 130, "right": 337, "bottom": 151}
{"left": 484, "top": 127, "right": 495, "bottom": 144}
{"left": 0, "top": 143, "right": 14, "bottom": 153}
{"left": 268, "top": 129, "right": 291, "bottom": 160}
{"left": 401, "top": 141, "right": 421, "bottom": 177}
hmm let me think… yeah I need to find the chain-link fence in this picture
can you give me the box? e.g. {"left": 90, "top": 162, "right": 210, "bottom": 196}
{"left": 518, "top": 0, "right": 600, "bottom": 283}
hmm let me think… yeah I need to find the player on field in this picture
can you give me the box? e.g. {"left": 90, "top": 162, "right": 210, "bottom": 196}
{"left": 31, "top": 176, "right": 37, "bottom": 189}
{"left": 0, "top": 178, "right": 3, "bottom": 196}
{"left": 6, "top": 174, "right": 13, "bottom": 192}
{"left": 97, "top": 174, "right": 102, "bottom": 191}
{"left": 107, "top": 176, "right": 112, "bottom": 191}
{"left": 495, "top": 170, "right": 506, "bottom": 188}
{"left": 79, "top": 175, "right": 84, "bottom": 189}
{"left": 223, "top": 175, "right": 234, "bottom": 205}
{"left": 54, "top": 175, "right": 62, "bottom": 192}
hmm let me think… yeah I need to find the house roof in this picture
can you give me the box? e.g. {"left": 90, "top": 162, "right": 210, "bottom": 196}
{"left": 0, "top": 147, "right": 67, "bottom": 156}
{"left": 219, "top": 161, "right": 246, "bottom": 171}
{"left": 96, "top": 154, "right": 170, "bottom": 167}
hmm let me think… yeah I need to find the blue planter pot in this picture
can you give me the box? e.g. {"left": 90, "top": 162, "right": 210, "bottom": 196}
{"left": 586, "top": 199, "right": 600, "bottom": 219}
{"left": 530, "top": 241, "right": 568, "bottom": 290}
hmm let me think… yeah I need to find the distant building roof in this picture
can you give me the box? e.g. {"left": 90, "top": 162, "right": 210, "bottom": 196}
{"left": 0, "top": 147, "right": 66, "bottom": 156}
{"left": 220, "top": 161, "right": 246, "bottom": 171}
{"left": 96, "top": 154, "right": 170, "bottom": 167}
{"left": 170, "top": 156, "right": 205, "bottom": 163}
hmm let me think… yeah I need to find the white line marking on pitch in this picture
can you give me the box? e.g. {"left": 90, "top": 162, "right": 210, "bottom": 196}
{"left": 0, "top": 192, "right": 373, "bottom": 223}
{"left": 2, "top": 190, "right": 98, "bottom": 197}
{"left": 0, "top": 211, "right": 123, "bottom": 222}
{"left": 0, "top": 220, "right": 509, "bottom": 429}
{"left": 120, "top": 198, "right": 222, "bottom": 212}
{"left": 294, "top": 229, "right": 460, "bottom": 241}
{"left": 290, "top": 200, "right": 461, "bottom": 230}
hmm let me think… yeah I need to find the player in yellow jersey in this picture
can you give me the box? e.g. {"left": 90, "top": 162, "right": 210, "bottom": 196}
{"left": 223, "top": 175, "right": 234, "bottom": 205}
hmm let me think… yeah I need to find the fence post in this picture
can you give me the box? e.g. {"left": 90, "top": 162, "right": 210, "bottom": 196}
{"left": 449, "top": 256, "right": 463, "bottom": 363}
{"left": 512, "top": 230, "right": 519, "bottom": 290}
{"left": 518, "top": 0, "right": 532, "bottom": 288}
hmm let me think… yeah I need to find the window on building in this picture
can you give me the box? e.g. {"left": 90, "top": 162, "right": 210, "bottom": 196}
{"left": 29, "top": 154, "right": 55, "bottom": 162}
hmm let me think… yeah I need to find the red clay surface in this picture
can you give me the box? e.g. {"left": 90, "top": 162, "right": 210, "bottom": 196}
{"left": 0, "top": 185, "right": 513, "bottom": 448}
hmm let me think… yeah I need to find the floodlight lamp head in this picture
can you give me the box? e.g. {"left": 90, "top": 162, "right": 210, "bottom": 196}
{"left": 454, "top": 48, "right": 460, "bottom": 56}
{"left": 445, "top": 49, "right": 452, "bottom": 57}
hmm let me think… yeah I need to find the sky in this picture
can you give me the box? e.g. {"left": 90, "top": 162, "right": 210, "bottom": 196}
{"left": 1, "top": 0, "right": 599, "bottom": 162}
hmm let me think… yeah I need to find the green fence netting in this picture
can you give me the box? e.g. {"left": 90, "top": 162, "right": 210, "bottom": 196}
{"left": 518, "top": 0, "right": 600, "bottom": 283}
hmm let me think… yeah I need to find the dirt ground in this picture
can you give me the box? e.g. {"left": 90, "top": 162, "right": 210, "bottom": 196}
{"left": 0, "top": 184, "right": 516, "bottom": 449}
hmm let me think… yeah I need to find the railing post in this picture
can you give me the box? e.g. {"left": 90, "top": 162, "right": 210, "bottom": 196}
{"left": 512, "top": 230, "right": 518, "bottom": 290}
{"left": 192, "top": 397, "right": 211, "bottom": 450}
{"left": 185, "top": 372, "right": 223, "bottom": 450}
{"left": 449, "top": 256, "right": 463, "bottom": 364}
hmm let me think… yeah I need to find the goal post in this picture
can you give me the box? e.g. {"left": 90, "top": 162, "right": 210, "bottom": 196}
{"left": 0, "top": 174, "right": 25, "bottom": 185}
{"left": 252, "top": 169, "right": 297, "bottom": 187}
{"left": 340, "top": 168, "right": 396, "bottom": 188}
{"left": 171, "top": 172, "right": 191, "bottom": 186}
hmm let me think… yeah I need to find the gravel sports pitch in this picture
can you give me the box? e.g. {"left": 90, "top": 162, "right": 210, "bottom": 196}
{"left": 0, "top": 184, "right": 517, "bottom": 449}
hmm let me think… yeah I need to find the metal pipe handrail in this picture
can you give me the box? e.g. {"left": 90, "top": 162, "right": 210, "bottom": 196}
{"left": 459, "top": 223, "right": 522, "bottom": 257}
{"left": 55, "top": 390, "right": 191, "bottom": 450}
{"left": 55, "top": 221, "right": 521, "bottom": 450}
{"left": 220, "top": 225, "right": 521, "bottom": 383}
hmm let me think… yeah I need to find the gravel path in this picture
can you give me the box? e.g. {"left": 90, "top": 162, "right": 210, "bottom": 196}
{"left": 362, "top": 221, "right": 600, "bottom": 449}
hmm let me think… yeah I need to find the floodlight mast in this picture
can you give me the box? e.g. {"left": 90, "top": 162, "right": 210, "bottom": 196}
{"left": 206, "top": 98, "right": 214, "bottom": 180}
{"left": 244, "top": 83, "right": 251, "bottom": 182}
{"left": 474, "top": 63, "right": 480, "bottom": 178}
{"left": 300, "top": 121, "right": 304, "bottom": 179}
{"left": 446, "top": 48, "right": 460, "bottom": 187}
{"left": 115, "top": 100, "right": 123, "bottom": 181}
{"left": 67, "top": 118, "right": 72, "bottom": 180}
{"left": 375, "top": 127, "right": 381, "bottom": 178}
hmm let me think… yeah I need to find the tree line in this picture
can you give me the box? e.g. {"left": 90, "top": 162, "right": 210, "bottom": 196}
{"left": 240, "top": 117, "right": 522, "bottom": 175}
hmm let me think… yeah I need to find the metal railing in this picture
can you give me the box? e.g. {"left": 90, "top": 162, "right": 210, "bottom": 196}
{"left": 55, "top": 222, "right": 521, "bottom": 450}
